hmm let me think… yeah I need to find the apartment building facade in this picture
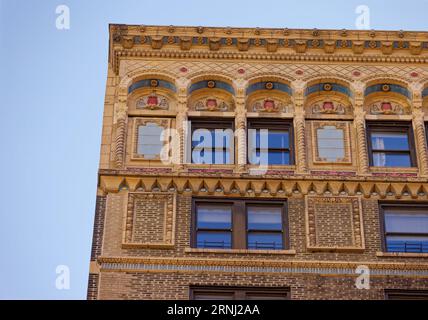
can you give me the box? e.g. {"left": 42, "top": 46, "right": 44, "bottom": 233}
{"left": 88, "top": 24, "right": 428, "bottom": 300}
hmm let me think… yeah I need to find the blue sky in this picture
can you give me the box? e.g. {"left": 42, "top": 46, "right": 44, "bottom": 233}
{"left": 0, "top": 0, "right": 427, "bottom": 300}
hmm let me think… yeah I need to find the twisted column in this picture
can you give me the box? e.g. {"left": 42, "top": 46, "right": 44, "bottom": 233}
{"left": 414, "top": 115, "right": 428, "bottom": 176}
{"left": 113, "top": 89, "right": 128, "bottom": 169}
{"left": 294, "top": 112, "right": 308, "bottom": 173}
{"left": 236, "top": 112, "right": 247, "bottom": 172}
{"left": 355, "top": 114, "right": 370, "bottom": 174}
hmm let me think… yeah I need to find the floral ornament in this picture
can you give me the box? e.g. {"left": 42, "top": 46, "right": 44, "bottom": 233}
{"left": 194, "top": 97, "right": 231, "bottom": 111}
{"left": 136, "top": 94, "right": 169, "bottom": 110}
{"left": 370, "top": 102, "right": 404, "bottom": 115}
{"left": 312, "top": 101, "right": 346, "bottom": 114}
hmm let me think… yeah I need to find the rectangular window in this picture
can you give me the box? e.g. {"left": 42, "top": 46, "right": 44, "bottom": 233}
{"left": 248, "top": 120, "right": 294, "bottom": 166}
{"left": 380, "top": 204, "right": 428, "bottom": 253}
{"left": 190, "top": 287, "right": 290, "bottom": 300}
{"left": 137, "top": 122, "right": 165, "bottom": 159}
{"left": 385, "top": 290, "right": 428, "bottom": 300}
{"left": 192, "top": 199, "right": 288, "bottom": 250}
{"left": 191, "top": 119, "right": 234, "bottom": 164}
{"left": 367, "top": 122, "right": 415, "bottom": 167}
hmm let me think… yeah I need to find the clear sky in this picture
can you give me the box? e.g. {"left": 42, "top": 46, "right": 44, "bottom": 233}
{"left": 0, "top": 0, "right": 427, "bottom": 300}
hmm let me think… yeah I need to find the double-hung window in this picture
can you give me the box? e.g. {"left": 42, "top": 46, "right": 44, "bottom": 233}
{"left": 190, "top": 119, "right": 234, "bottom": 164}
{"left": 367, "top": 122, "right": 416, "bottom": 167}
{"left": 248, "top": 120, "right": 294, "bottom": 166}
{"left": 193, "top": 199, "right": 288, "bottom": 250}
{"left": 190, "top": 287, "right": 290, "bottom": 300}
{"left": 381, "top": 204, "right": 428, "bottom": 253}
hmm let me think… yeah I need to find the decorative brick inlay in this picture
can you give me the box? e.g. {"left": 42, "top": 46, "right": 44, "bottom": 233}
{"left": 124, "top": 193, "right": 176, "bottom": 248}
{"left": 90, "top": 196, "right": 106, "bottom": 261}
{"left": 188, "top": 168, "right": 234, "bottom": 175}
{"left": 306, "top": 196, "right": 365, "bottom": 251}
{"left": 310, "top": 171, "right": 356, "bottom": 176}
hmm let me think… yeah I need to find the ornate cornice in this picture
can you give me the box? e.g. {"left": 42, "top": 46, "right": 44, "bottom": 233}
{"left": 110, "top": 24, "right": 428, "bottom": 74}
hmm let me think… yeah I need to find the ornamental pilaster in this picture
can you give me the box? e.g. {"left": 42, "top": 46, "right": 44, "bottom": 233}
{"left": 112, "top": 86, "right": 128, "bottom": 168}
{"left": 175, "top": 78, "right": 191, "bottom": 169}
{"left": 351, "top": 82, "right": 370, "bottom": 175}
{"left": 233, "top": 79, "right": 248, "bottom": 173}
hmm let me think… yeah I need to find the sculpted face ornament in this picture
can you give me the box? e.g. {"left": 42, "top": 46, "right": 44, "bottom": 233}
{"left": 194, "top": 97, "right": 231, "bottom": 112}
{"left": 312, "top": 101, "right": 346, "bottom": 114}
{"left": 136, "top": 93, "right": 169, "bottom": 110}
{"left": 252, "top": 98, "right": 291, "bottom": 113}
{"left": 370, "top": 101, "right": 404, "bottom": 115}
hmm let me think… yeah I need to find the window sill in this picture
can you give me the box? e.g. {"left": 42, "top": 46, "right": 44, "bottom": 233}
{"left": 377, "top": 252, "right": 428, "bottom": 258}
{"left": 185, "top": 248, "right": 296, "bottom": 255}
{"left": 370, "top": 166, "right": 418, "bottom": 173}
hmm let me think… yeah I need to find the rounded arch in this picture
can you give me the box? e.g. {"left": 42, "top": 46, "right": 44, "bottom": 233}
{"left": 363, "top": 77, "right": 412, "bottom": 115}
{"left": 187, "top": 73, "right": 235, "bottom": 112}
{"left": 303, "top": 77, "right": 353, "bottom": 117}
{"left": 187, "top": 71, "right": 236, "bottom": 94}
{"left": 245, "top": 76, "right": 294, "bottom": 114}
{"left": 360, "top": 74, "right": 411, "bottom": 88}
{"left": 120, "top": 69, "right": 179, "bottom": 91}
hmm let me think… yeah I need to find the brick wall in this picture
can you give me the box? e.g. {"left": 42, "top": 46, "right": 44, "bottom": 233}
{"left": 97, "top": 271, "right": 428, "bottom": 300}
{"left": 90, "top": 196, "right": 106, "bottom": 261}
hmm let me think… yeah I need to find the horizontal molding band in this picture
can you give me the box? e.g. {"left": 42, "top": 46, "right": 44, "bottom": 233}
{"left": 99, "top": 262, "right": 428, "bottom": 277}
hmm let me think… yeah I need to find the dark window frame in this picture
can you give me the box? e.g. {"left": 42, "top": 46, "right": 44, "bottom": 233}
{"left": 191, "top": 198, "right": 289, "bottom": 250}
{"left": 379, "top": 202, "right": 428, "bottom": 253}
{"left": 366, "top": 121, "right": 416, "bottom": 168}
{"left": 247, "top": 119, "right": 295, "bottom": 166}
{"left": 190, "top": 286, "right": 290, "bottom": 300}
{"left": 190, "top": 118, "right": 235, "bottom": 165}
{"left": 385, "top": 289, "right": 428, "bottom": 300}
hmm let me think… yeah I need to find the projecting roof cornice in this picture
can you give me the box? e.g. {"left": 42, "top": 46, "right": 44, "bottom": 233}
{"left": 109, "top": 24, "right": 428, "bottom": 74}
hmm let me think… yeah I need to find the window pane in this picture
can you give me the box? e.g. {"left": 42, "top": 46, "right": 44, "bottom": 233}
{"left": 371, "top": 132, "right": 409, "bottom": 150}
{"left": 373, "top": 152, "right": 411, "bottom": 167}
{"left": 192, "top": 128, "right": 233, "bottom": 164}
{"left": 248, "top": 233, "right": 283, "bottom": 250}
{"left": 248, "top": 206, "right": 282, "bottom": 230}
{"left": 268, "top": 151, "right": 290, "bottom": 165}
{"left": 197, "top": 232, "right": 232, "bottom": 249}
{"left": 137, "top": 123, "right": 164, "bottom": 157}
{"left": 317, "top": 126, "right": 345, "bottom": 162}
{"left": 268, "top": 131, "right": 289, "bottom": 149}
{"left": 385, "top": 212, "right": 428, "bottom": 234}
{"left": 197, "top": 205, "right": 232, "bottom": 229}
{"left": 386, "top": 235, "right": 428, "bottom": 253}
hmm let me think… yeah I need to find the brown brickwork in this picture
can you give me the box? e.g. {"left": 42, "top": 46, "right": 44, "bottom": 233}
{"left": 97, "top": 271, "right": 428, "bottom": 300}
{"left": 87, "top": 273, "right": 100, "bottom": 300}
{"left": 90, "top": 196, "right": 106, "bottom": 261}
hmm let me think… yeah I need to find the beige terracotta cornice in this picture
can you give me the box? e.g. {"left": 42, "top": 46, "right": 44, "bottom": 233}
{"left": 109, "top": 24, "right": 428, "bottom": 74}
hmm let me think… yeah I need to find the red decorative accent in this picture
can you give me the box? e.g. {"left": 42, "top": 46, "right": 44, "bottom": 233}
{"left": 410, "top": 72, "right": 419, "bottom": 78}
{"left": 295, "top": 70, "right": 304, "bottom": 75}
{"left": 206, "top": 99, "right": 218, "bottom": 110}
{"left": 147, "top": 96, "right": 159, "bottom": 106}
{"left": 381, "top": 102, "right": 392, "bottom": 111}
{"left": 263, "top": 99, "right": 276, "bottom": 111}
{"left": 238, "top": 68, "right": 245, "bottom": 74}
{"left": 180, "top": 67, "right": 188, "bottom": 73}
{"left": 352, "top": 70, "right": 361, "bottom": 77}
{"left": 323, "top": 101, "right": 334, "bottom": 111}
